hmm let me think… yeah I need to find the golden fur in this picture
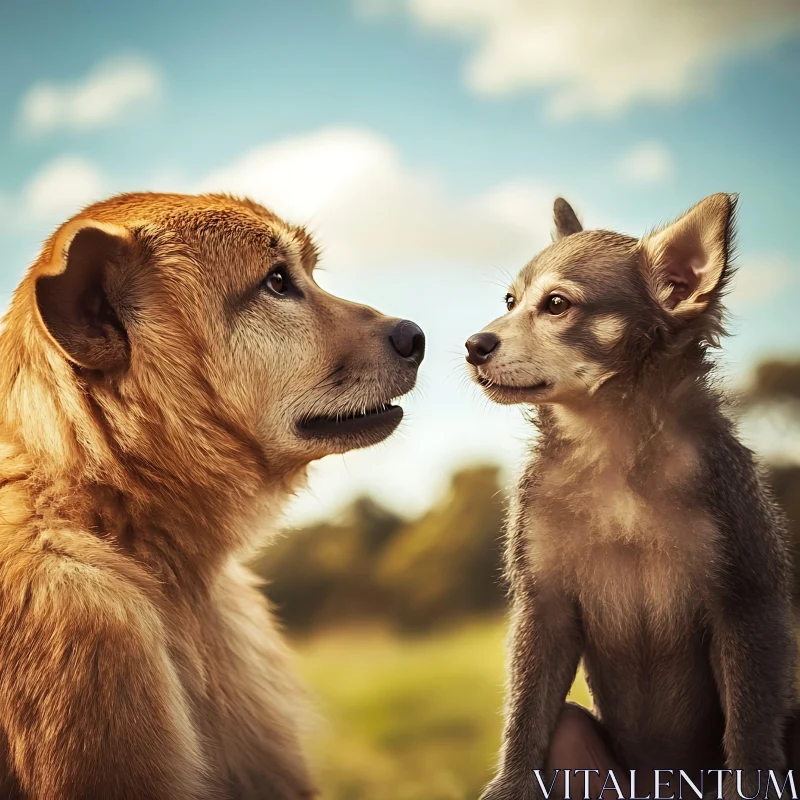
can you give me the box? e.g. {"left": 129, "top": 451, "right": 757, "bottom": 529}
{"left": 0, "top": 192, "right": 420, "bottom": 799}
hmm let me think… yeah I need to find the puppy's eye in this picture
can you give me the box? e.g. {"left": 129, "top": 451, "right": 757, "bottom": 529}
{"left": 264, "top": 267, "right": 287, "bottom": 296}
{"left": 505, "top": 294, "right": 516, "bottom": 312}
{"left": 546, "top": 295, "right": 571, "bottom": 316}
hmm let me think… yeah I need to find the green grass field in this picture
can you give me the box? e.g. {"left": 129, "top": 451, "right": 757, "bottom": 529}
{"left": 295, "top": 618, "right": 592, "bottom": 800}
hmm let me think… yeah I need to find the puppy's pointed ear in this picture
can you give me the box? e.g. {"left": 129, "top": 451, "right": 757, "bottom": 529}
{"left": 553, "top": 197, "right": 583, "bottom": 240}
{"left": 641, "top": 193, "right": 737, "bottom": 316}
{"left": 35, "top": 219, "right": 134, "bottom": 372}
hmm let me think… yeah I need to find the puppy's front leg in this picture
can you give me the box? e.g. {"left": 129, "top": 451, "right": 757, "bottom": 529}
{"left": 703, "top": 451, "right": 797, "bottom": 798}
{"left": 709, "top": 592, "right": 795, "bottom": 797}
{"left": 481, "top": 578, "right": 584, "bottom": 800}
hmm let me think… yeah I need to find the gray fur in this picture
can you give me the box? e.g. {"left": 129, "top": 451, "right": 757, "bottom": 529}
{"left": 553, "top": 198, "right": 583, "bottom": 240}
{"left": 474, "top": 195, "right": 797, "bottom": 800}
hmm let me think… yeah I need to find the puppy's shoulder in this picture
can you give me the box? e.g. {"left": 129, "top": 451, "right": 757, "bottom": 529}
{"left": 697, "top": 425, "right": 791, "bottom": 581}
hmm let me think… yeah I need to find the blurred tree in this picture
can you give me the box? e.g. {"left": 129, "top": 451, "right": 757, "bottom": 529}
{"left": 251, "top": 497, "right": 404, "bottom": 633}
{"left": 252, "top": 466, "right": 508, "bottom": 634}
{"left": 747, "top": 358, "right": 800, "bottom": 409}
{"left": 376, "top": 465, "right": 507, "bottom": 632}
{"left": 744, "top": 358, "right": 800, "bottom": 600}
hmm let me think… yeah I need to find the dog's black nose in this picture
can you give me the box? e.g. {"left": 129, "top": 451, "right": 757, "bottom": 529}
{"left": 389, "top": 320, "right": 426, "bottom": 366}
{"left": 465, "top": 332, "right": 499, "bottom": 366}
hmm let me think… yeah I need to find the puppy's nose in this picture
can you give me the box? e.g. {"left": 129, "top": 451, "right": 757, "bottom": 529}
{"left": 465, "top": 332, "right": 499, "bottom": 366}
{"left": 389, "top": 320, "right": 426, "bottom": 366}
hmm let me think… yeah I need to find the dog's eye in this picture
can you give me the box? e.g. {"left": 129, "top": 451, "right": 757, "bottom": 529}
{"left": 264, "top": 268, "right": 287, "bottom": 295}
{"left": 505, "top": 294, "right": 516, "bottom": 312}
{"left": 546, "top": 295, "right": 571, "bottom": 316}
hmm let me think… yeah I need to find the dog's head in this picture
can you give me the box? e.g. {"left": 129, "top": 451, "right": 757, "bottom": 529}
{"left": 7, "top": 193, "right": 423, "bottom": 492}
{"left": 466, "top": 193, "right": 736, "bottom": 406}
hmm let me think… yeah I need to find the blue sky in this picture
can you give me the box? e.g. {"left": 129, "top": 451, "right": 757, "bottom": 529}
{"left": 1, "top": 0, "right": 799, "bottom": 522}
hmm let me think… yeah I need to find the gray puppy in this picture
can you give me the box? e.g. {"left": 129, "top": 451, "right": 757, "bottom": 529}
{"left": 467, "top": 195, "right": 797, "bottom": 800}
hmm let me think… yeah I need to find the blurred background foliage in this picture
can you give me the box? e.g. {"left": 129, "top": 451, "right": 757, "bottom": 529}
{"left": 250, "top": 359, "right": 800, "bottom": 800}
{"left": 253, "top": 465, "right": 507, "bottom": 635}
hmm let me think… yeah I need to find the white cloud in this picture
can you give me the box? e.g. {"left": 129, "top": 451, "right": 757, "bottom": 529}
{"left": 375, "top": 0, "right": 800, "bottom": 117}
{"left": 4, "top": 156, "right": 184, "bottom": 233}
{"left": 0, "top": 156, "right": 106, "bottom": 230}
{"left": 2, "top": 127, "right": 563, "bottom": 266}
{"left": 201, "top": 126, "right": 557, "bottom": 269}
{"left": 617, "top": 141, "right": 673, "bottom": 185}
{"left": 18, "top": 55, "right": 162, "bottom": 135}
{"left": 728, "top": 255, "right": 796, "bottom": 307}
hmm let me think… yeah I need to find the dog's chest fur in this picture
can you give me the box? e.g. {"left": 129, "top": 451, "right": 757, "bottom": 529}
{"left": 528, "top": 435, "right": 713, "bottom": 613}
{"left": 158, "top": 561, "right": 308, "bottom": 797}
{"left": 521, "top": 426, "right": 726, "bottom": 763}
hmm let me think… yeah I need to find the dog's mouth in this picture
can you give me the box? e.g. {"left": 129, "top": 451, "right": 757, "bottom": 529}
{"left": 476, "top": 376, "right": 552, "bottom": 405}
{"left": 297, "top": 403, "right": 403, "bottom": 440}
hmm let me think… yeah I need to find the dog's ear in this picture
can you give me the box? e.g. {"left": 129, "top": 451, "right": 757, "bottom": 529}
{"left": 641, "top": 193, "right": 737, "bottom": 316}
{"left": 35, "top": 219, "right": 134, "bottom": 372}
{"left": 553, "top": 197, "right": 583, "bottom": 240}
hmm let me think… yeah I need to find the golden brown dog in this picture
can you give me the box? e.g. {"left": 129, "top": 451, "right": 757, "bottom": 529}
{"left": 0, "top": 192, "right": 424, "bottom": 799}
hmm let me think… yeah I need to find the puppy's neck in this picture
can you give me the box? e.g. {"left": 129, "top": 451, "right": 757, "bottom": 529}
{"left": 542, "top": 356, "right": 720, "bottom": 479}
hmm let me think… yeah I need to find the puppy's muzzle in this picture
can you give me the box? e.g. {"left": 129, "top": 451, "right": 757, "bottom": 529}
{"left": 465, "top": 332, "right": 499, "bottom": 366}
